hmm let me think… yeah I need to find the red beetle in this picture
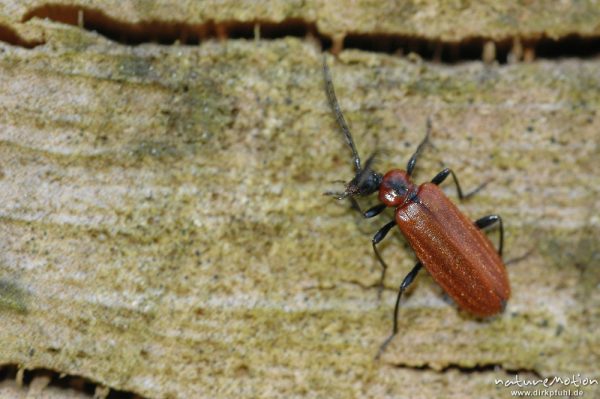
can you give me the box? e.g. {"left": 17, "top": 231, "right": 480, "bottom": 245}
{"left": 323, "top": 60, "right": 509, "bottom": 358}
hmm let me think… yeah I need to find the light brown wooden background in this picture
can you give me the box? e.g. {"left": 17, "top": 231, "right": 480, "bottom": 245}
{"left": 0, "top": 1, "right": 599, "bottom": 398}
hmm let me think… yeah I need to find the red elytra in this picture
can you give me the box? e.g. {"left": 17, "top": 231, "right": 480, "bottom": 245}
{"left": 323, "top": 60, "right": 509, "bottom": 357}
{"left": 384, "top": 171, "right": 509, "bottom": 317}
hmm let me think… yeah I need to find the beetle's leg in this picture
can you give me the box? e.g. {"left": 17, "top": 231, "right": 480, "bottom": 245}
{"left": 364, "top": 203, "right": 386, "bottom": 218}
{"left": 475, "top": 214, "right": 504, "bottom": 257}
{"left": 406, "top": 118, "right": 432, "bottom": 176}
{"left": 431, "top": 168, "right": 489, "bottom": 200}
{"left": 376, "top": 261, "right": 423, "bottom": 359}
{"left": 352, "top": 202, "right": 387, "bottom": 236}
{"left": 372, "top": 220, "right": 397, "bottom": 296}
{"left": 348, "top": 197, "right": 363, "bottom": 214}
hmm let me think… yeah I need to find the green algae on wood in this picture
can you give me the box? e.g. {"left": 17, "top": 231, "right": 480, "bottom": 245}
{"left": 0, "top": 279, "right": 28, "bottom": 314}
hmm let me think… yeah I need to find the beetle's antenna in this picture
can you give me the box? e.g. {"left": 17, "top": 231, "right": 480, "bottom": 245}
{"left": 406, "top": 117, "right": 432, "bottom": 176}
{"left": 323, "top": 57, "right": 362, "bottom": 173}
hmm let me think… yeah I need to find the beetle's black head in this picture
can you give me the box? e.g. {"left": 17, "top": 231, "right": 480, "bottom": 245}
{"left": 326, "top": 155, "right": 383, "bottom": 200}
{"left": 344, "top": 168, "right": 383, "bottom": 198}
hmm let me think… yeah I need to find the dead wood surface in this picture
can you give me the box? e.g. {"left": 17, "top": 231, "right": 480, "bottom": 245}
{"left": 0, "top": 2, "right": 599, "bottom": 399}
{"left": 2, "top": 0, "right": 600, "bottom": 40}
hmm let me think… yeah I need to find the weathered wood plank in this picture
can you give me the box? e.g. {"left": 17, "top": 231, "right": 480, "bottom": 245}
{"left": 0, "top": 5, "right": 599, "bottom": 399}
{"left": 2, "top": 0, "right": 600, "bottom": 41}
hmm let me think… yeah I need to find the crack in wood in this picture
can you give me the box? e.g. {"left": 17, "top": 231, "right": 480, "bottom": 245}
{"left": 389, "top": 362, "right": 544, "bottom": 379}
{"left": 3, "top": 3, "right": 597, "bottom": 64}
{"left": 0, "top": 23, "right": 43, "bottom": 48}
{"left": 0, "top": 364, "right": 144, "bottom": 399}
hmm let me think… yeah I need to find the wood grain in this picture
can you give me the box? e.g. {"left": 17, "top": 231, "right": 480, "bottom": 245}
{"left": 0, "top": 3, "right": 599, "bottom": 399}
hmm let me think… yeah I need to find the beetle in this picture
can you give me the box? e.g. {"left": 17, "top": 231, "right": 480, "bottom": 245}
{"left": 323, "top": 60, "right": 510, "bottom": 358}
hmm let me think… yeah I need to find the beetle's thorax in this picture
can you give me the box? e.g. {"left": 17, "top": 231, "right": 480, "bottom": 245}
{"left": 378, "top": 169, "right": 418, "bottom": 207}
